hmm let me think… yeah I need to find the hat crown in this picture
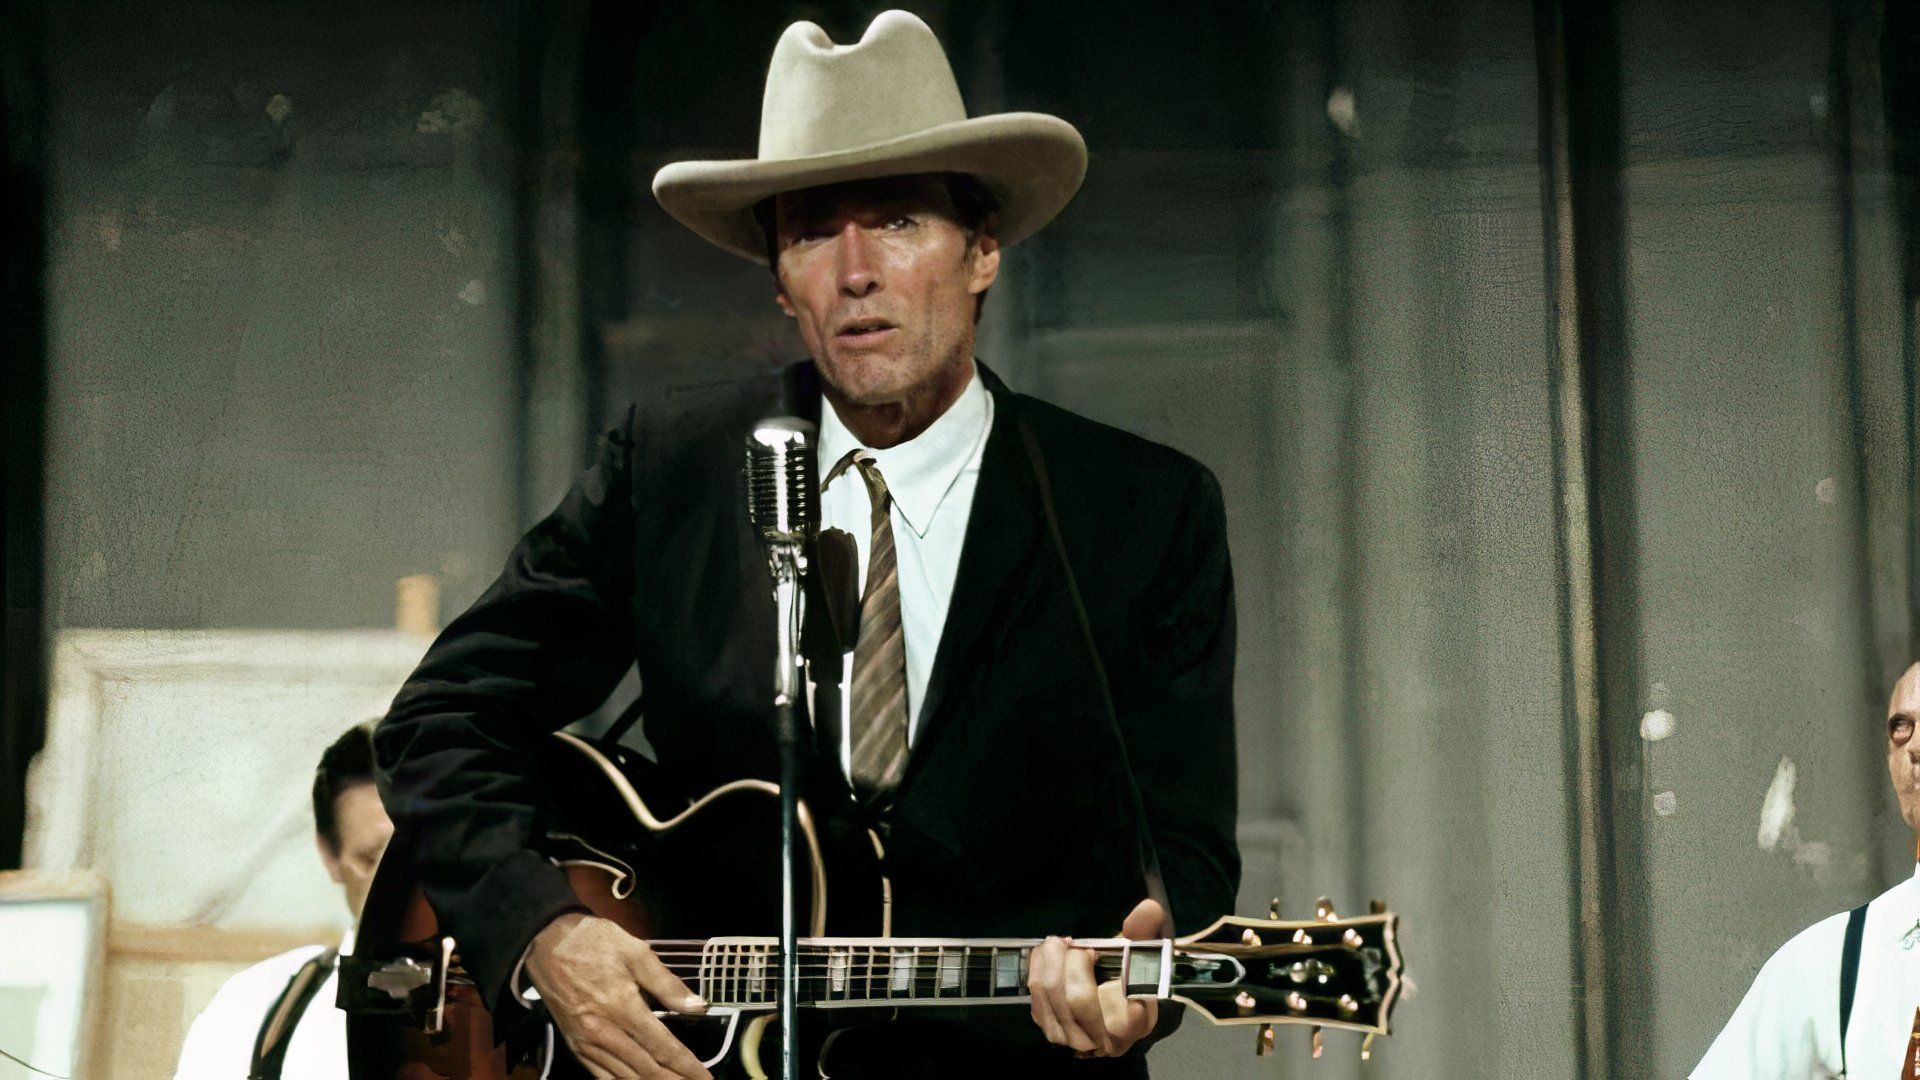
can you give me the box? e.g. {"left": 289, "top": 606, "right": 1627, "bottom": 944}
{"left": 758, "top": 10, "right": 967, "bottom": 162}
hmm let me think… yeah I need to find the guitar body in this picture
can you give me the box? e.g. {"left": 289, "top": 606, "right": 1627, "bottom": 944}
{"left": 347, "top": 732, "right": 885, "bottom": 1080}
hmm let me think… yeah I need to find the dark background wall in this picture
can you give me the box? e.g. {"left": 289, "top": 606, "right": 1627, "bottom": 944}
{"left": 41, "top": 2, "right": 527, "bottom": 631}
{"left": 8, "top": 1, "right": 1917, "bottom": 1077}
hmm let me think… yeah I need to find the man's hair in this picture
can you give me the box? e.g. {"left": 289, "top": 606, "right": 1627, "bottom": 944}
{"left": 313, "top": 721, "right": 379, "bottom": 854}
{"left": 753, "top": 172, "right": 1000, "bottom": 324}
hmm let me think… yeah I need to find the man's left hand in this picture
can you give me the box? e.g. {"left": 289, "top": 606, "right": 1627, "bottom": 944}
{"left": 1027, "top": 898, "right": 1166, "bottom": 1058}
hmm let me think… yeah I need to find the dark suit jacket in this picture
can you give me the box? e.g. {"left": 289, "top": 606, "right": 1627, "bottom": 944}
{"left": 374, "top": 361, "right": 1239, "bottom": 1072}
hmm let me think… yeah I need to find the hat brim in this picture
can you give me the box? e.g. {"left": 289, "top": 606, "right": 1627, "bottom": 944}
{"left": 652, "top": 113, "right": 1087, "bottom": 264}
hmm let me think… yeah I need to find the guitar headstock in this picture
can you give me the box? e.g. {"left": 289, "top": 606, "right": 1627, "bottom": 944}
{"left": 1170, "top": 897, "right": 1404, "bottom": 1060}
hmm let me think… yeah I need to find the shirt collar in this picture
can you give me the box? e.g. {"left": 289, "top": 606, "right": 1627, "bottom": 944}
{"left": 818, "top": 366, "right": 991, "bottom": 539}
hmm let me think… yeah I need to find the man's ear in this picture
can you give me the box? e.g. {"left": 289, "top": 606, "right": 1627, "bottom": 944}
{"left": 315, "top": 832, "right": 345, "bottom": 885}
{"left": 775, "top": 288, "right": 795, "bottom": 317}
{"left": 968, "top": 229, "right": 1001, "bottom": 296}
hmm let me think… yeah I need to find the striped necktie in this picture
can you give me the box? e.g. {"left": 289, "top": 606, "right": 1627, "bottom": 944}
{"left": 826, "top": 449, "right": 909, "bottom": 807}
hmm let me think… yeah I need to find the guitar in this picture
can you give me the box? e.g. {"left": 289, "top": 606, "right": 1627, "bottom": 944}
{"left": 342, "top": 732, "right": 1406, "bottom": 1078}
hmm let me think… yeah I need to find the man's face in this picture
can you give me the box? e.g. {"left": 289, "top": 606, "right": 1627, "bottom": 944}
{"left": 1887, "top": 662, "right": 1920, "bottom": 833}
{"left": 316, "top": 781, "right": 394, "bottom": 921}
{"left": 772, "top": 175, "right": 999, "bottom": 406}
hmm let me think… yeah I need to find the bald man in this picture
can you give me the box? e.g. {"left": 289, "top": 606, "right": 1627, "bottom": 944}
{"left": 1692, "top": 661, "right": 1920, "bottom": 1079}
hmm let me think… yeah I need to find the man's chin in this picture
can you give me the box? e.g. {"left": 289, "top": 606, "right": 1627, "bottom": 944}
{"left": 817, "top": 357, "right": 908, "bottom": 405}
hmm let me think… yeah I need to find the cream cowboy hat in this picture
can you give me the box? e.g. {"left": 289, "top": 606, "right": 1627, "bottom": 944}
{"left": 652, "top": 9, "right": 1087, "bottom": 264}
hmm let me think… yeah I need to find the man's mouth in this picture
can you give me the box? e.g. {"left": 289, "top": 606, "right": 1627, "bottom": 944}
{"left": 835, "top": 318, "right": 897, "bottom": 343}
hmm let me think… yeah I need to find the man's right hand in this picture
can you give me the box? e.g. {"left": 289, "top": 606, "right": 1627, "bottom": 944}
{"left": 524, "top": 912, "right": 714, "bottom": 1080}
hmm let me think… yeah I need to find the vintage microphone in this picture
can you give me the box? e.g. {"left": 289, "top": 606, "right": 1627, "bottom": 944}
{"left": 744, "top": 417, "right": 816, "bottom": 1080}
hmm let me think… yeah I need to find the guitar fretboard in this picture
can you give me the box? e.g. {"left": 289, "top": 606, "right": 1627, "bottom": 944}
{"left": 691, "top": 938, "right": 1167, "bottom": 1009}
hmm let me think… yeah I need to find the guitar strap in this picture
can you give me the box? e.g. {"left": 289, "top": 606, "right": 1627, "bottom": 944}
{"left": 248, "top": 947, "right": 338, "bottom": 1080}
{"left": 1016, "top": 416, "right": 1173, "bottom": 930}
{"left": 1838, "top": 901, "right": 1867, "bottom": 1077}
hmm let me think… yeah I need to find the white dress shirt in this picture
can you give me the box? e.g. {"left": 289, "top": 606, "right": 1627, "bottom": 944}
{"left": 811, "top": 367, "right": 993, "bottom": 774}
{"left": 174, "top": 931, "right": 351, "bottom": 1080}
{"left": 1692, "top": 864, "right": 1920, "bottom": 1079}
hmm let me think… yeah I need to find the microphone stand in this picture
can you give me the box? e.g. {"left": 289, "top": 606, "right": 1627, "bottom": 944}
{"left": 747, "top": 416, "right": 815, "bottom": 1080}
{"left": 767, "top": 538, "right": 806, "bottom": 1080}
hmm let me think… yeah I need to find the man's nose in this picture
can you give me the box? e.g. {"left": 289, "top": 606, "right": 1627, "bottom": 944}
{"left": 836, "top": 222, "right": 880, "bottom": 298}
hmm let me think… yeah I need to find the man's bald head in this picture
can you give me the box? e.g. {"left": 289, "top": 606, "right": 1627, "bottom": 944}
{"left": 1886, "top": 661, "right": 1920, "bottom": 834}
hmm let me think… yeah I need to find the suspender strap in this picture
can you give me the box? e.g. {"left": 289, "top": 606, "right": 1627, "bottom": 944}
{"left": 248, "top": 947, "right": 338, "bottom": 1080}
{"left": 1839, "top": 902, "right": 1868, "bottom": 1077}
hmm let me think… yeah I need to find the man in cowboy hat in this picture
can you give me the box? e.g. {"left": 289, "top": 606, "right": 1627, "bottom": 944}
{"left": 376, "top": 10, "right": 1239, "bottom": 1078}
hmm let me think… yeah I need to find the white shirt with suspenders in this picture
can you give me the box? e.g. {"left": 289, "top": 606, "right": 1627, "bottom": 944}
{"left": 174, "top": 934, "right": 346, "bottom": 1080}
{"left": 1693, "top": 865, "right": 1920, "bottom": 1079}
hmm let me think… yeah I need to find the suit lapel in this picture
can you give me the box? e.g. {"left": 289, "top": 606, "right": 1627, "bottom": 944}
{"left": 900, "top": 366, "right": 1044, "bottom": 790}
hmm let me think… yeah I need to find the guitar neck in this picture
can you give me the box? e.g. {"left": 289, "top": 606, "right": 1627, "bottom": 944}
{"left": 687, "top": 937, "right": 1172, "bottom": 1010}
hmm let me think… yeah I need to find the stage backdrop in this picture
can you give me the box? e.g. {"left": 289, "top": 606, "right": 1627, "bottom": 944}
{"left": 26, "top": 1, "right": 1919, "bottom": 1078}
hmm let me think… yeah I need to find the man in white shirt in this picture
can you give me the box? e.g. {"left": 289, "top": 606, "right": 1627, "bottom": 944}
{"left": 174, "top": 723, "right": 394, "bottom": 1080}
{"left": 1692, "top": 660, "right": 1920, "bottom": 1079}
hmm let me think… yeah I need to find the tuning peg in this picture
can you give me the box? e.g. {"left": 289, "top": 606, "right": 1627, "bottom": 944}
{"left": 1311, "top": 1025, "right": 1324, "bottom": 1059}
{"left": 1315, "top": 897, "right": 1337, "bottom": 921}
{"left": 1285, "top": 991, "right": 1308, "bottom": 1013}
{"left": 1269, "top": 896, "right": 1282, "bottom": 918}
{"left": 1342, "top": 928, "right": 1364, "bottom": 948}
{"left": 1236, "top": 990, "right": 1258, "bottom": 1013}
{"left": 1337, "top": 994, "right": 1359, "bottom": 1017}
{"left": 1241, "top": 927, "right": 1263, "bottom": 946}
{"left": 1255, "top": 1023, "right": 1275, "bottom": 1057}
{"left": 1370, "top": 899, "right": 1386, "bottom": 915}
{"left": 1361, "top": 1032, "right": 1377, "bottom": 1061}
{"left": 1292, "top": 928, "right": 1311, "bottom": 945}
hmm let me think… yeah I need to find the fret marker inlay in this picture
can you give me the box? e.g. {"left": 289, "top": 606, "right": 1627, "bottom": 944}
{"left": 993, "top": 949, "right": 1020, "bottom": 992}
{"left": 939, "top": 948, "right": 962, "bottom": 991}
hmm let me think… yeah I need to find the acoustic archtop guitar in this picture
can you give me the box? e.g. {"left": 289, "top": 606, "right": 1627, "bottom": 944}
{"left": 342, "top": 732, "right": 1406, "bottom": 1078}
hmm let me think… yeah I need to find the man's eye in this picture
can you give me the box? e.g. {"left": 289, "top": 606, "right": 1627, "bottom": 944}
{"left": 1893, "top": 717, "right": 1914, "bottom": 741}
{"left": 884, "top": 215, "right": 914, "bottom": 229}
